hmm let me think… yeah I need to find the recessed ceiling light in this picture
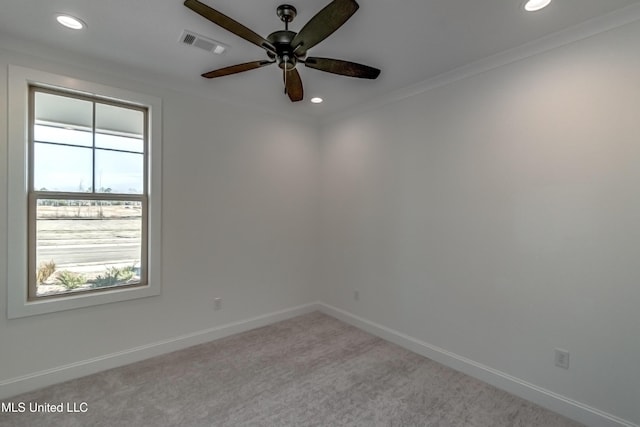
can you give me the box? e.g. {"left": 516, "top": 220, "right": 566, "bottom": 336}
{"left": 524, "top": 0, "right": 551, "bottom": 12}
{"left": 56, "top": 14, "right": 85, "bottom": 30}
{"left": 310, "top": 97, "right": 323, "bottom": 104}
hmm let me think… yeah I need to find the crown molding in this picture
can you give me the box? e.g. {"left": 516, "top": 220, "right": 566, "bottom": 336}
{"left": 3, "top": 1, "right": 640, "bottom": 129}
{"left": 322, "top": 2, "right": 640, "bottom": 126}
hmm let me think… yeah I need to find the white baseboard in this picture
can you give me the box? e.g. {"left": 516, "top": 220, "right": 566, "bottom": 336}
{"left": 317, "top": 303, "right": 638, "bottom": 427}
{"left": 0, "top": 302, "right": 320, "bottom": 400}
{"left": 2, "top": 301, "right": 637, "bottom": 427}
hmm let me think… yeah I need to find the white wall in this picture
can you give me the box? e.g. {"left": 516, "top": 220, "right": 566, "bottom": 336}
{"left": 0, "top": 45, "right": 320, "bottom": 388}
{"left": 319, "top": 20, "right": 640, "bottom": 426}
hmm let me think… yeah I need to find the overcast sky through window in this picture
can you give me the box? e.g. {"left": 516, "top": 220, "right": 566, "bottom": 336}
{"left": 34, "top": 125, "right": 144, "bottom": 194}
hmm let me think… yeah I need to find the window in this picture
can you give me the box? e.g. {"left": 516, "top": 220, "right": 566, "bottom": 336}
{"left": 8, "top": 66, "right": 162, "bottom": 318}
{"left": 29, "top": 87, "right": 148, "bottom": 299}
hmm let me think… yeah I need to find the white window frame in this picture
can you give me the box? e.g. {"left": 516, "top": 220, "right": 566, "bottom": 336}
{"left": 7, "top": 65, "right": 162, "bottom": 318}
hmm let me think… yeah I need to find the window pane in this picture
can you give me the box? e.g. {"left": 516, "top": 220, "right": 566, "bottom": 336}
{"left": 95, "top": 133, "right": 144, "bottom": 153}
{"left": 33, "top": 143, "right": 93, "bottom": 192}
{"left": 96, "top": 103, "right": 143, "bottom": 138}
{"left": 35, "top": 199, "right": 143, "bottom": 297}
{"left": 95, "top": 150, "right": 144, "bottom": 194}
{"left": 34, "top": 124, "right": 93, "bottom": 147}
{"left": 35, "top": 92, "right": 92, "bottom": 129}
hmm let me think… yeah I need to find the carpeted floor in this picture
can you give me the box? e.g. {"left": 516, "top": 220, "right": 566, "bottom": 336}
{"left": 0, "top": 312, "right": 582, "bottom": 426}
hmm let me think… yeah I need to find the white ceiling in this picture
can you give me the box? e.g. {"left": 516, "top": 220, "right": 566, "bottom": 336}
{"left": 2, "top": 0, "right": 640, "bottom": 118}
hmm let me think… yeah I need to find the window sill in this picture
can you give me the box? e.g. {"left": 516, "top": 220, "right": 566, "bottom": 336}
{"left": 8, "top": 283, "right": 160, "bottom": 319}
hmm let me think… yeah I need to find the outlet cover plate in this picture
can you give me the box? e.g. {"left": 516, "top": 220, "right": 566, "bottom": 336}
{"left": 555, "top": 348, "right": 569, "bottom": 369}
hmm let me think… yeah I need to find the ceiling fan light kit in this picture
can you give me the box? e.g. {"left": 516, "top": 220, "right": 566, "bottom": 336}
{"left": 184, "top": 0, "right": 381, "bottom": 102}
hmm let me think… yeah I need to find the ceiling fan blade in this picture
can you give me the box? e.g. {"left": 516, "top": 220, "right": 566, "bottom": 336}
{"left": 202, "top": 60, "right": 274, "bottom": 79}
{"left": 291, "top": 0, "right": 359, "bottom": 56}
{"left": 284, "top": 68, "right": 304, "bottom": 102}
{"left": 304, "top": 57, "right": 380, "bottom": 79}
{"left": 184, "top": 0, "right": 276, "bottom": 54}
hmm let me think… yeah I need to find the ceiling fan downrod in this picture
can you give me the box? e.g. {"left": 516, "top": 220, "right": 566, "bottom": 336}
{"left": 276, "top": 4, "right": 297, "bottom": 31}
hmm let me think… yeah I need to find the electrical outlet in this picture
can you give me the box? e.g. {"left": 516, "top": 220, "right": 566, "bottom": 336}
{"left": 555, "top": 348, "right": 569, "bottom": 369}
{"left": 214, "top": 298, "right": 222, "bottom": 311}
{"left": 354, "top": 290, "right": 359, "bottom": 301}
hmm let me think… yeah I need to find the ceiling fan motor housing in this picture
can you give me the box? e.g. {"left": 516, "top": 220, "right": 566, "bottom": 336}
{"left": 267, "top": 30, "right": 300, "bottom": 69}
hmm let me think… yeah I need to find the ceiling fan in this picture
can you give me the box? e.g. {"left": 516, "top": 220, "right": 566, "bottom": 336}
{"left": 184, "top": 0, "right": 381, "bottom": 102}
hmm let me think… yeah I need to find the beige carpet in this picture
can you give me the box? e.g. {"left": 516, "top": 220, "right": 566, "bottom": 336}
{"left": 0, "top": 312, "right": 582, "bottom": 426}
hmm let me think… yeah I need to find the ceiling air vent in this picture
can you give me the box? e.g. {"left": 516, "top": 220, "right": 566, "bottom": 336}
{"left": 179, "top": 30, "right": 227, "bottom": 54}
